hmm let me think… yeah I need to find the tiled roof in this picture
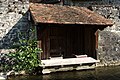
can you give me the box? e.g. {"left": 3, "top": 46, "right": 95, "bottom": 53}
{"left": 30, "top": 3, "right": 113, "bottom": 25}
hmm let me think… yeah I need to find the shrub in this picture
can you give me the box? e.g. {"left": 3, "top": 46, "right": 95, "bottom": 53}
{"left": 2, "top": 30, "right": 42, "bottom": 74}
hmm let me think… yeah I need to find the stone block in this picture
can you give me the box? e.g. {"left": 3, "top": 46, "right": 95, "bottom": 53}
{"left": 0, "top": 49, "right": 15, "bottom": 54}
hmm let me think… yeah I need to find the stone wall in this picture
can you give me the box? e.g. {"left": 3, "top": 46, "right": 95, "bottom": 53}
{"left": 64, "top": 0, "right": 120, "bottom": 7}
{"left": 0, "top": 0, "right": 29, "bottom": 49}
{"left": 92, "top": 6, "right": 120, "bottom": 66}
{"left": 0, "top": 0, "right": 30, "bottom": 72}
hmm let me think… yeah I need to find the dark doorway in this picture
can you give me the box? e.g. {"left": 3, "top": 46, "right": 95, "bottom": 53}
{"left": 37, "top": 24, "right": 97, "bottom": 59}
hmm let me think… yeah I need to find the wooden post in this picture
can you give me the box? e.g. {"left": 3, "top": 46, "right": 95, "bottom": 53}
{"left": 95, "top": 29, "right": 99, "bottom": 60}
{"left": 95, "top": 30, "right": 99, "bottom": 49}
{"left": 37, "top": 40, "right": 42, "bottom": 60}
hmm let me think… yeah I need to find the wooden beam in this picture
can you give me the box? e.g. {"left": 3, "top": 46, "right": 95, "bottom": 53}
{"left": 95, "top": 30, "right": 98, "bottom": 49}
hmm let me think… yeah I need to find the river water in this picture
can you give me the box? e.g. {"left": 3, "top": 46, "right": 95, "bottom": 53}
{"left": 9, "top": 66, "right": 120, "bottom": 80}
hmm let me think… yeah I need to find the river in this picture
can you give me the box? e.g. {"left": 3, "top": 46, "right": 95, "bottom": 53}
{"left": 9, "top": 66, "right": 120, "bottom": 80}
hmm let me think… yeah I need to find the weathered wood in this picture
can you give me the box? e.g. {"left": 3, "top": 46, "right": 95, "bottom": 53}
{"left": 40, "top": 57, "right": 99, "bottom": 67}
{"left": 40, "top": 57, "right": 99, "bottom": 74}
{"left": 95, "top": 30, "right": 99, "bottom": 49}
{"left": 42, "top": 65, "right": 95, "bottom": 74}
{"left": 37, "top": 24, "right": 100, "bottom": 59}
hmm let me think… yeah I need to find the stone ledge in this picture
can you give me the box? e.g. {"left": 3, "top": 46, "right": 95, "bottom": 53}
{"left": 0, "top": 49, "right": 16, "bottom": 54}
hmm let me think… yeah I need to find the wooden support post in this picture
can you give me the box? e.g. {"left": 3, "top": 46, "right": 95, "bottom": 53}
{"left": 95, "top": 30, "right": 99, "bottom": 49}
{"left": 37, "top": 41, "right": 42, "bottom": 60}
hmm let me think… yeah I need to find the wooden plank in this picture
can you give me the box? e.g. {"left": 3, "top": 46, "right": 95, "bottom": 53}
{"left": 42, "top": 64, "right": 95, "bottom": 74}
{"left": 40, "top": 57, "right": 99, "bottom": 67}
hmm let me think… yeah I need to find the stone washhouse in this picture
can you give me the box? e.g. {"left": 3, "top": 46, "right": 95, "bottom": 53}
{"left": 0, "top": 0, "right": 120, "bottom": 73}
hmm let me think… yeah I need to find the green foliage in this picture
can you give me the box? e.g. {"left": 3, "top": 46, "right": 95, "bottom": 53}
{"left": 8, "top": 40, "right": 42, "bottom": 72}
{"left": 3, "top": 30, "right": 42, "bottom": 73}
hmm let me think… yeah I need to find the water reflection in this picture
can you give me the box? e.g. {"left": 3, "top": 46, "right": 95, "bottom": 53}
{"left": 9, "top": 66, "right": 120, "bottom": 80}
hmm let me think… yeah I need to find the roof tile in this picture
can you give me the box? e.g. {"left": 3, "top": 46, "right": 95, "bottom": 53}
{"left": 30, "top": 3, "right": 113, "bottom": 25}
